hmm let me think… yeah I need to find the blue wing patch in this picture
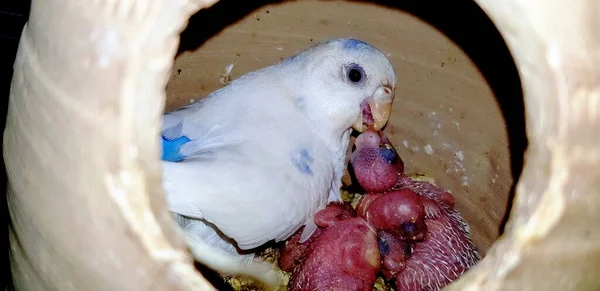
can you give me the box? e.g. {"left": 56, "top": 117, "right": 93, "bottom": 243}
{"left": 162, "top": 135, "right": 192, "bottom": 162}
{"left": 291, "top": 148, "right": 314, "bottom": 176}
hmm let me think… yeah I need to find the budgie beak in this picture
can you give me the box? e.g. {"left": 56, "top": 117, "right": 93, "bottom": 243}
{"left": 352, "top": 85, "right": 394, "bottom": 132}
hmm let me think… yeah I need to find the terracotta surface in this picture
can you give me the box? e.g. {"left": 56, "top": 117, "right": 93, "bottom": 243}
{"left": 166, "top": 1, "right": 516, "bottom": 256}
{"left": 3, "top": 0, "right": 599, "bottom": 290}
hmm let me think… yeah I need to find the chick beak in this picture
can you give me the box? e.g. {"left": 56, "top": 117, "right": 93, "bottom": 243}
{"left": 352, "top": 85, "right": 395, "bottom": 132}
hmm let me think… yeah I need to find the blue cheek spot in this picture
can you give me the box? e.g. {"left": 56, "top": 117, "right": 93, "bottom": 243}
{"left": 342, "top": 39, "right": 369, "bottom": 50}
{"left": 295, "top": 96, "right": 307, "bottom": 111}
{"left": 291, "top": 148, "right": 314, "bottom": 176}
{"left": 162, "top": 135, "right": 191, "bottom": 162}
{"left": 300, "top": 149, "right": 314, "bottom": 163}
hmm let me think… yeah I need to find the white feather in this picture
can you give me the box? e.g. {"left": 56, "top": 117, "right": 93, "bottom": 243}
{"left": 161, "top": 38, "right": 396, "bottom": 287}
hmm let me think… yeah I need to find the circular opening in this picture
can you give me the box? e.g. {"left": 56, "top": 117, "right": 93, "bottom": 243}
{"left": 166, "top": 0, "right": 525, "bottom": 289}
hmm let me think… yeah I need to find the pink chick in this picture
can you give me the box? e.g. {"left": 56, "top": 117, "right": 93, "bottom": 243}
{"left": 350, "top": 129, "right": 481, "bottom": 290}
{"left": 287, "top": 216, "right": 381, "bottom": 291}
{"left": 356, "top": 190, "right": 428, "bottom": 242}
{"left": 279, "top": 202, "right": 356, "bottom": 272}
{"left": 350, "top": 128, "right": 405, "bottom": 193}
{"left": 395, "top": 200, "right": 480, "bottom": 291}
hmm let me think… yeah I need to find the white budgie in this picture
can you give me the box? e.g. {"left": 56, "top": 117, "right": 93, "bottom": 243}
{"left": 161, "top": 38, "right": 396, "bottom": 288}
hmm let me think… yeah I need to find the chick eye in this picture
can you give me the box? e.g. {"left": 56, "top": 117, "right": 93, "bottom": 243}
{"left": 346, "top": 64, "right": 365, "bottom": 83}
{"left": 379, "top": 144, "right": 398, "bottom": 164}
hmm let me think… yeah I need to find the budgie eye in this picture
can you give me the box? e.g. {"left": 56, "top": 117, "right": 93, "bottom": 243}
{"left": 379, "top": 144, "right": 398, "bottom": 164}
{"left": 346, "top": 63, "right": 365, "bottom": 84}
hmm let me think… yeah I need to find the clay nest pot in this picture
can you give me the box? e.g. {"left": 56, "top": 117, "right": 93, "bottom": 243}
{"left": 4, "top": 0, "right": 599, "bottom": 291}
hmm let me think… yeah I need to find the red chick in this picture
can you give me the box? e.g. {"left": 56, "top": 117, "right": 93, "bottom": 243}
{"left": 357, "top": 190, "right": 427, "bottom": 280}
{"left": 356, "top": 190, "right": 428, "bottom": 281}
{"left": 350, "top": 129, "right": 454, "bottom": 208}
{"left": 282, "top": 202, "right": 382, "bottom": 291}
{"left": 350, "top": 129, "right": 481, "bottom": 291}
{"left": 350, "top": 129, "right": 405, "bottom": 193}
{"left": 357, "top": 190, "right": 428, "bottom": 242}
{"left": 279, "top": 202, "right": 355, "bottom": 272}
{"left": 375, "top": 230, "right": 411, "bottom": 281}
{"left": 395, "top": 200, "right": 480, "bottom": 291}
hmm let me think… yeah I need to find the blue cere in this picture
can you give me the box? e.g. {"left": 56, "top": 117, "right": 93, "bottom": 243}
{"left": 342, "top": 39, "right": 370, "bottom": 50}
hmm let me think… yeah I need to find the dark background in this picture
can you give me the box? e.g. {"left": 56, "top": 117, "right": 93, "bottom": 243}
{"left": 1, "top": 0, "right": 31, "bottom": 289}
{"left": 0, "top": 1, "right": 524, "bottom": 290}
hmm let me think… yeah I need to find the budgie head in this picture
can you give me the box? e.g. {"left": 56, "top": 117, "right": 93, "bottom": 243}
{"left": 284, "top": 38, "right": 396, "bottom": 135}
